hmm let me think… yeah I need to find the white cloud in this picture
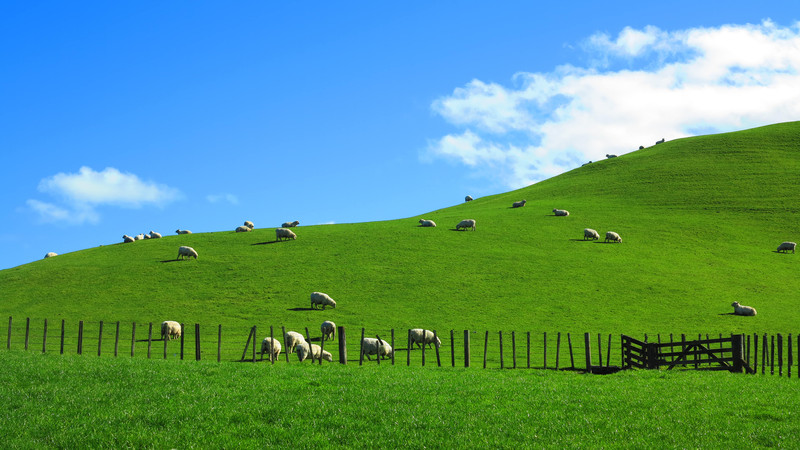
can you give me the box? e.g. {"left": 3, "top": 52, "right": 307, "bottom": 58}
{"left": 29, "top": 166, "right": 181, "bottom": 224}
{"left": 206, "top": 193, "right": 239, "bottom": 205}
{"left": 427, "top": 21, "right": 800, "bottom": 189}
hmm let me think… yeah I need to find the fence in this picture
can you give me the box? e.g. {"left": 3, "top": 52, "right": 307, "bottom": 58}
{"left": 4, "top": 317, "right": 799, "bottom": 377}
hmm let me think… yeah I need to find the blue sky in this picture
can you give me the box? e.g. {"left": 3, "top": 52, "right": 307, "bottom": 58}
{"left": 2, "top": 1, "right": 799, "bottom": 270}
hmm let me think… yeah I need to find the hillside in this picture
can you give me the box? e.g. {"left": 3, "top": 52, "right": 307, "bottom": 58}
{"left": 2, "top": 122, "right": 799, "bottom": 358}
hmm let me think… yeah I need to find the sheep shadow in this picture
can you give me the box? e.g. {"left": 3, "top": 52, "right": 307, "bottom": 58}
{"left": 772, "top": 251, "right": 794, "bottom": 254}
{"left": 252, "top": 241, "right": 281, "bottom": 246}
{"left": 287, "top": 307, "right": 316, "bottom": 312}
{"left": 448, "top": 228, "right": 476, "bottom": 232}
{"left": 593, "top": 241, "right": 620, "bottom": 244}
{"left": 718, "top": 312, "right": 736, "bottom": 315}
{"left": 569, "top": 239, "right": 598, "bottom": 242}
{"left": 159, "top": 259, "right": 184, "bottom": 263}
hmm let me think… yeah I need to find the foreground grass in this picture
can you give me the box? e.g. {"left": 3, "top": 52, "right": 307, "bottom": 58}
{"left": 1, "top": 351, "right": 799, "bottom": 448}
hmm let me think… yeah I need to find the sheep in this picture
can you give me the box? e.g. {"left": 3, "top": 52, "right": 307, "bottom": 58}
{"left": 296, "top": 342, "right": 333, "bottom": 362}
{"left": 553, "top": 209, "right": 570, "bottom": 216}
{"left": 606, "top": 154, "right": 617, "bottom": 158}
{"left": 777, "top": 242, "right": 796, "bottom": 253}
{"left": 465, "top": 195, "right": 473, "bottom": 202}
{"left": 44, "top": 252, "right": 58, "bottom": 259}
{"left": 142, "top": 233, "right": 151, "bottom": 239}
{"left": 418, "top": 219, "right": 436, "bottom": 227}
{"left": 512, "top": 200, "right": 527, "bottom": 208}
{"left": 639, "top": 145, "right": 645, "bottom": 150}
{"left": 655, "top": 138, "right": 665, "bottom": 144}
{"left": 284, "top": 331, "right": 306, "bottom": 354}
{"left": 134, "top": 234, "right": 145, "bottom": 241}
{"left": 731, "top": 301, "right": 757, "bottom": 316}
{"left": 582, "top": 161, "right": 592, "bottom": 166}
{"left": 605, "top": 231, "right": 622, "bottom": 243}
{"left": 410, "top": 329, "right": 442, "bottom": 349}
{"left": 311, "top": 292, "right": 337, "bottom": 310}
{"left": 282, "top": 220, "right": 300, "bottom": 228}
{"left": 276, "top": 228, "right": 297, "bottom": 241}
{"left": 235, "top": 226, "right": 252, "bottom": 233}
{"left": 122, "top": 235, "right": 135, "bottom": 243}
{"left": 361, "top": 337, "right": 393, "bottom": 360}
{"left": 177, "top": 246, "right": 198, "bottom": 260}
{"left": 321, "top": 321, "right": 336, "bottom": 341}
{"left": 260, "top": 337, "right": 282, "bottom": 360}
{"left": 244, "top": 221, "right": 255, "bottom": 229}
{"left": 456, "top": 219, "right": 476, "bottom": 231}
{"left": 176, "top": 229, "right": 192, "bottom": 235}
{"left": 149, "top": 230, "right": 162, "bottom": 239}
{"left": 583, "top": 228, "right": 600, "bottom": 241}
{"left": 161, "top": 321, "right": 182, "bottom": 340}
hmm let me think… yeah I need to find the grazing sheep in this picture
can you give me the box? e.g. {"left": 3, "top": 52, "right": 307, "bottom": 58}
{"left": 553, "top": 209, "right": 570, "bottom": 216}
{"left": 177, "top": 246, "right": 198, "bottom": 260}
{"left": 456, "top": 219, "right": 477, "bottom": 231}
{"left": 321, "top": 321, "right": 336, "bottom": 341}
{"left": 583, "top": 228, "right": 600, "bottom": 241}
{"left": 311, "top": 292, "right": 337, "bottom": 310}
{"left": 296, "top": 342, "right": 333, "bottom": 362}
{"left": 281, "top": 220, "right": 300, "bottom": 228}
{"left": 512, "top": 200, "right": 527, "bottom": 208}
{"left": 122, "top": 235, "right": 135, "bottom": 243}
{"left": 149, "top": 230, "right": 162, "bottom": 239}
{"left": 605, "top": 231, "right": 622, "bottom": 243}
{"left": 44, "top": 252, "right": 58, "bottom": 259}
{"left": 777, "top": 242, "right": 796, "bottom": 253}
{"left": 465, "top": 195, "right": 473, "bottom": 202}
{"left": 284, "top": 331, "right": 306, "bottom": 354}
{"left": 361, "top": 337, "right": 393, "bottom": 360}
{"left": 606, "top": 154, "right": 617, "bottom": 159}
{"left": 260, "top": 337, "right": 282, "bottom": 360}
{"left": 161, "top": 321, "right": 182, "bottom": 340}
{"left": 418, "top": 219, "right": 437, "bottom": 227}
{"left": 176, "top": 229, "right": 192, "bottom": 235}
{"left": 410, "top": 329, "right": 442, "bottom": 349}
{"left": 731, "top": 301, "right": 757, "bottom": 316}
{"left": 655, "top": 138, "right": 665, "bottom": 144}
{"left": 235, "top": 226, "right": 252, "bottom": 233}
{"left": 276, "top": 228, "right": 297, "bottom": 241}
{"left": 244, "top": 221, "right": 255, "bottom": 229}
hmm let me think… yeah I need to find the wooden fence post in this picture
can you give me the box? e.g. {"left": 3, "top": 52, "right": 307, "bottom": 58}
{"left": 195, "top": 324, "right": 201, "bottom": 361}
{"left": 499, "top": 331, "right": 504, "bottom": 369}
{"left": 114, "top": 321, "right": 120, "bottom": 357}
{"left": 305, "top": 327, "right": 314, "bottom": 363}
{"left": 42, "top": 319, "right": 47, "bottom": 353}
{"left": 98, "top": 320, "right": 103, "bottom": 357}
{"left": 526, "top": 331, "right": 531, "bottom": 369}
{"left": 60, "top": 319, "right": 65, "bottom": 355}
{"left": 180, "top": 323, "right": 185, "bottom": 360}
{"left": 569, "top": 333, "right": 575, "bottom": 369}
{"left": 512, "top": 331, "right": 517, "bottom": 369}
{"left": 130, "top": 322, "right": 136, "bottom": 357}
{"left": 421, "top": 329, "right": 426, "bottom": 367}
{"left": 771, "top": 335, "right": 775, "bottom": 375}
{"left": 147, "top": 322, "right": 153, "bottom": 359}
{"left": 391, "top": 329, "right": 395, "bottom": 365}
{"left": 6, "top": 316, "right": 10, "bottom": 349}
{"left": 753, "top": 334, "right": 758, "bottom": 373}
{"left": 320, "top": 330, "right": 325, "bottom": 366}
{"left": 543, "top": 332, "right": 547, "bottom": 369}
{"left": 270, "top": 326, "right": 275, "bottom": 364}
{"left": 359, "top": 328, "right": 365, "bottom": 366}
{"left": 78, "top": 320, "right": 84, "bottom": 355}
{"left": 597, "top": 333, "right": 603, "bottom": 367}
{"left": 607, "top": 334, "right": 612, "bottom": 367}
{"left": 584, "top": 332, "right": 591, "bottom": 371}
{"left": 483, "top": 330, "right": 489, "bottom": 369}
{"left": 163, "top": 323, "right": 169, "bottom": 359}
{"left": 762, "top": 333, "right": 767, "bottom": 375}
{"left": 241, "top": 327, "right": 254, "bottom": 362}
{"left": 375, "top": 334, "right": 381, "bottom": 366}
{"left": 25, "top": 318, "right": 30, "bottom": 351}
{"left": 555, "top": 332, "right": 561, "bottom": 370}
{"left": 338, "top": 326, "right": 347, "bottom": 365}
{"left": 732, "top": 334, "right": 743, "bottom": 373}
{"left": 218, "top": 324, "right": 222, "bottom": 363}
{"left": 778, "top": 334, "right": 783, "bottom": 377}
{"left": 450, "top": 330, "right": 455, "bottom": 367}
{"left": 406, "top": 329, "right": 411, "bottom": 366}
{"left": 434, "top": 330, "right": 441, "bottom": 367}
{"left": 787, "top": 334, "right": 792, "bottom": 378}
{"left": 464, "top": 330, "right": 471, "bottom": 368}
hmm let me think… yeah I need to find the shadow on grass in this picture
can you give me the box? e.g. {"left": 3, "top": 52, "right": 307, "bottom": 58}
{"left": 159, "top": 259, "right": 183, "bottom": 263}
{"left": 251, "top": 241, "right": 280, "bottom": 246}
{"left": 287, "top": 307, "right": 316, "bottom": 312}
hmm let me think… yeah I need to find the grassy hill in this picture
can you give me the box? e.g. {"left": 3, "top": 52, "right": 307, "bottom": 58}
{"left": 1, "top": 121, "right": 799, "bottom": 361}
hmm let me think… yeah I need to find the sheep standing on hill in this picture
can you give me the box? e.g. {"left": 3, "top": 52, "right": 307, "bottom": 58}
{"left": 176, "top": 229, "right": 192, "bottom": 235}
{"left": 583, "top": 228, "right": 600, "bottom": 241}
{"left": 123, "top": 235, "right": 135, "bottom": 243}
{"left": 244, "top": 221, "right": 255, "bottom": 229}
{"left": 777, "top": 242, "right": 796, "bottom": 253}
{"left": 276, "top": 228, "right": 297, "bottom": 241}
{"left": 410, "top": 329, "right": 441, "bottom": 349}
{"left": 731, "top": 301, "right": 757, "bottom": 316}
{"left": 260, "top": 337, "right": 282, "bottom": 360}
{"left": 282, "top": 220, "right": 300, "bottom": 228}
{"left": 321, "top": 321, "right": 336, "bottom": 341}
{"left": 512, "top": 200, "right": 527, "bottom": 208}
{"left": 553, "top": 209, "right": 570, "bottom": 216}
{"left": 465, "top": 195, "right": 473, "bottom": 202}
{"left": 361, "top": 337, "right": 393, "bottom": 360}
{"left": 418, "top": 219, "right": 436, "bottom": 227}
{"left": 235, "top": 226, "right": 252, "bottom": 233}
{"left": 284, "top": 331, "right": 306, "bottom": 354}
{"left": 161, "top": 321, "right": 182, "bottom": 340}
{"left": 605, "top": 231, "right": 622, "bottom": 243}
{"left": 456, "top": 219, "right": 476, "bottom": 231}
{"left": 177, "top": 246, "right": 198, "bottom": 260}
{"left": 311, "top": 292, "right": 337, "bottom": 310}
{"left": 606, "top": 154, "right": 617, "bottom": 159}
{"left": 149, "top": 231, "right": 162, "bottom": 239}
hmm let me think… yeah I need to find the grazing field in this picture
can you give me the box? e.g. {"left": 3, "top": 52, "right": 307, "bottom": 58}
{"left": 1, "top": 351, "right": 799, "bottom": 448}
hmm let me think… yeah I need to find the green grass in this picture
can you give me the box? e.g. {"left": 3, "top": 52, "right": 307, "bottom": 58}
{"left": 1, "top": 350, "right": 799, "bottom": 448}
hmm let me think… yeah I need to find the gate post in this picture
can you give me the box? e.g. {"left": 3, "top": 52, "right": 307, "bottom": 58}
{"left": 646, "top": 342, "right": 659, "bottom": 369}
{"left": 732, "top": 334, "right": 743, "bottom": 373}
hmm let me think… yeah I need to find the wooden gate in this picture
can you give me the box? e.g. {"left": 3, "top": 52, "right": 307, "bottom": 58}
{"left": 622, "top": 334, "right": 754, "bottom": 373}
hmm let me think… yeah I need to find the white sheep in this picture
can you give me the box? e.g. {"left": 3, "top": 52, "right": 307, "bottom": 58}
{"left": 321, "top": 321, "right": 336, "bottom": 341}
{"left": 553, "top": 209, "right": 570, "bottom": 216}
{"left": 361, "top": 337, "right": 393, "bottom": 360}
{"left": 655, "top": 138, "right": 665, "bottom": 144}
{"left": 583, "top": 228, "right": 600, "bottom": 241}
{"left": 142, "top": 233, "right": 151, "bottom": 239}
{"left": 311, "top": 292, "right": 337, "bottom": 310}
{"left": 244, "top": 221, "right": 255, "bottom": 229}
{"left": 161, "top": 321, "right": 182, "bottom": 340}
{"left": 731, "top": 301, "right": 757, "bottom": 316}
{"left": 235, "top": 226, "right": 252, "bottom": 233}
{"left": 177, "top": 246, "right": 198, "bottom": 260}
{"left": 176, "top": 229, "right": 192, "bottom": 235}
{"left": 456, "top": 219, "right": 476, "bottom": 231}
{"left": 296, "top": 342, "right": 333, "bottom": 362}
{"left": 418, "top": 219, "right": 436, "bottom": 227}
{"left": 134, "top": 234, "right": 145, "bottom": 241}
{"left": 284, "top": 331, "right": 306, "bottom": 354}
{"left": 122, "top": 235, "right": 135, "bottom": 243}
{"left": 606, "top": 154, "right": 617, "bottom": 158}
{"left": 777, "top": 242, "right": 796, "bottom": 253}
{"left": 44, "top": 252, "right": 58, "bottom": 259}
{"left": 276, "top": 228, "right": 297, "bottom": 241}
{"left": 260, "top": 337, "right": 282, "bottom": 360}
{"left": 149, "top": 231, "right": 162, "bottom": 239}
{"left": 512, "top": 200, "right": 527, "bottom": 208}
{"left": 605, "top": 231, "right": 622, "bottom": 243}
{"left": 282, "top": 220, "right": 300, "bottom": 228}
{"left": 465, "top": 195, "right": 473, "bottom": 202}
{"left": 409, "top": 329, "right": 441, "bottom": 349}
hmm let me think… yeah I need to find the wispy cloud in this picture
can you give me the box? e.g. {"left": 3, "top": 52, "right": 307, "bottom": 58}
{"left": 206, "top": 194, "right": 239, "bottom": 205}
{"left": 28, "top": 166, "right": 181, "bottom": 224}
{"left": 427, "top": 20, "right": 800, "bottom": 189}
